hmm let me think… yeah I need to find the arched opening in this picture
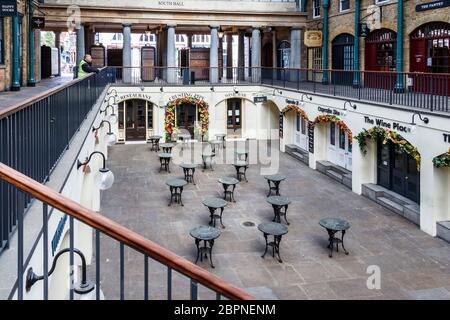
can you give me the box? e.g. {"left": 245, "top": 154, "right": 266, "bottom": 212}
{"left": 332, "top": 33, "right": 354, "bottom": 85}
{"left": 277, "top": 41, "right": 291, "bottom": 69}
{"left": 282, "top": 105, "right": 310, "bottom": 152}
{"left": 176, "top": 101, "right": 197, "bottom": 136}
{"left": 226, "top": 98, "right": 242, "bottom": 137}
{"left": 410, "top": 22, "right": 450, "bottom": 94}
{"left": 262, "top": 42, "right": 273, "bottom": 68}
{"left": 118, "top": 99, "right": 155, "bottom": 142}
{"left": 260, "top": 100, "right": 280, "bottom": 140}
{"left": 314, "top": 115, "right": 352, "bottom": 171}
{"left": 364, "top": 28, "right": 397, "bottom": 89}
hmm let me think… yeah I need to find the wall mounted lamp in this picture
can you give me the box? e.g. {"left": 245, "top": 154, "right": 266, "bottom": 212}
{"left": 26, "top": 248, "right": 98, "bottom": 299}
{"left": 210, "top": 86, "right": 215, "bottom": 92}
{"left": 100, "top": 105, "right": 118, "bottom": 125}
{"left": 160, "top": 87, "right": 164, "bottom": 92}
{"left": 233, "top": 86, "right": 239, "bottom": 94}
{"left": 77, "top": 151, "right": 115, "bottom": 190}
{"left": 410, "top": 112, "right": 429, "bottom": 133}
{"left": 92, "top": 120, "right": 117, "bottom": 147}
{"left": 273, "top": 89, "right": 283, "bottom": 96}
{"left": 342, "top": 100, "right": 357, "bottom": 117}
{"left": 107, "top": 89, "right": 118, "bottom": 97}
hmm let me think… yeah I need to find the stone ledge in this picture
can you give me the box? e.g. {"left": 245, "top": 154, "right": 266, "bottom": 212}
{"left": 437, "top": 221, "right": 450, "bottom": 244}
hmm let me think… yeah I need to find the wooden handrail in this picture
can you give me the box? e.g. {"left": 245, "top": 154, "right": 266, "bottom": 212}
{"left": 0, "top": 162, "right": 254, "bottom": 300}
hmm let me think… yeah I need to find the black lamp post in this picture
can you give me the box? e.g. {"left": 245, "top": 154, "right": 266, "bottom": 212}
{"left": 92, "top": 120, "right": 116, "bottom": 147}
{"left": 77, "top": 151, "right": 115, "bottom": 190}
{"left": 26, "top": 248, "right": 95, "bottom": 297}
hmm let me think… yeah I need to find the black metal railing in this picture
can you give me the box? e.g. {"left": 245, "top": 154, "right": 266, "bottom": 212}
{"left": 0, "top": 68, "right": 114, "bottom": 254}
{"left": 0, "top": 163, "right": 254, "bottom": 300}
{"left": 110, "top": 66, "right": 450, "bottom": 112}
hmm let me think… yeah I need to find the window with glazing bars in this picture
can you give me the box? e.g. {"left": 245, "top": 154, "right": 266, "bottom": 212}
{"left": 313, "top": 0, "right": 321, "bottom": 18}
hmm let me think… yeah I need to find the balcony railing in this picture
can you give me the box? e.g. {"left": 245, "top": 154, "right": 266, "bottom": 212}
{"left": 0, "top": 68, "right": 114, "bottom": 255}
{"left": 111, "top": 66, "right": 450, "bottom": 113}
{"left": 0, "top": 162, "right": 254, "bottom": 300}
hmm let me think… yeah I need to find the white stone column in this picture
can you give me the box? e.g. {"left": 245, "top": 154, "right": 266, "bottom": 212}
{"left": 289, "top": 27, "right": 302, "bottom": 82}
{"left": 122, "top": 24, "right": 132, "bottom": 83}
{"left": 251, "top": 27, "right": 261, "bottom": 83}
{"left": 272, "top": 29, "right": 277, "bottom": 79}
{"left": 54, "top": 31, "right": 61, "bottom": 77}
{"left": 238, "top": 30, "right": 245, "bottom": 81}
{"left": 166, "top": 24, "right": 176, "bottom": 83}
{"left": 210, "top": 26, "right": 219, "bottom": 83}
{"left": 76, "top": 24, "right": 85, "bottom": 65}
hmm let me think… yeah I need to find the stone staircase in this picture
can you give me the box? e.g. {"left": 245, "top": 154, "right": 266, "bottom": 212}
{"left": 316, "top": 160, "right": 352, "bottom": 189}
{"left": 362, "top": 183, "right": 420, "bottom": 226}
{"left": 285, "top": 144, "right": 309, "bottom": 166}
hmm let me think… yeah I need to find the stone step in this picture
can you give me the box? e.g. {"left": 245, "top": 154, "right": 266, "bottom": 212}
{"left": 437, "top": 221, "right": 450, "bottom": 243}
{"left": 326, "top": 169, "right": 343, "bottom": 181}
{"left": 292, "top": 151, "right": 305, "bottom": 160}
{"left": 377, "top": 196, "right": 404, "bottom": 215}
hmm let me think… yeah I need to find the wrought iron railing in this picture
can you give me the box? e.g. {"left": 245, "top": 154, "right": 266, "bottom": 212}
{"left": 0, "top": 68, "right": 114, "bottom": 254}
{"left": 110, "top": 66, "right": 450, "bottom": 112}
{"left": 0, "top": 163, "right": 254, "bottom": 300}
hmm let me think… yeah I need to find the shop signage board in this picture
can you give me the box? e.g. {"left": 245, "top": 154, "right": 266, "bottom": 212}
{"left": 32, "top": 17, "right": 45, "bottom": 29}
{"left": 444, "top": 133, "right": 450, "bottom": 143}
{"left": 0, "top": 0, "right": 16, "bottom": 17}
{"left": 279, "top": 113, "right": 284, "bottom": 139}
{"left": 416, "top": 0, "right": 450, "bottom": 12}
{"left": 364, "top": 116, "right": 412, "bottom": 134}
{"left": 308, "top": 121, "right": 315, "bottom": 153}
{"left": 254, "top": 96, "right": 267, "bottom": 104}
{"left": 304, "top": 31, "right": 323, "bottom": 47}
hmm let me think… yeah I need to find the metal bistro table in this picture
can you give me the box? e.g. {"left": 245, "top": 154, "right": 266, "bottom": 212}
{"left": 180, "top": 162, "right": 197, "bottom": 185}
{"left": 215, "top": 133, "right": 226, "bottom": 149}
{"left": 202, "top": 197, "right": 228, "bottom": 228}
{"left": 166, "top": 178, "right": 188, "bottom": 206}
{"left": 319, "top": 217, "right": 351, "bottom": 258}
{"left": 202, "top": 151, "right": 215, "bottom": 171}
{"left": 264, "top": 174, "right": 287, "bottom": 197}
{"left": 233, "top": 160, "right": 249, "bottom": 182}
{"left": 160, "top": 143, "right": 175, "bottom": 153}
{"left": 236, "top": 149, "right": 249, "bottom": 161}
{"left": 218, "top": 177, "right": 239, "bottom": 202}
{"left": 148, "top": 135, "right": 162, "bottom": 152}
{"left": 266, "top": 196, "right": 291, "bottom": 225}
{"left": 258, "top": 222, "right": 288, "bottom": 263}
{"left": 209, "top": 140, "right": 222, "bottom": 154}
{"left": 190, "top": 226, "right": 221, "bottom": 268}
{"left": 158, "top": 153, "right": 172, "bottom": 173}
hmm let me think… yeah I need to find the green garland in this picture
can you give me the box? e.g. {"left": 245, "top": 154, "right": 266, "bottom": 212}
{"left": 356, "top": 126, "right": 421, "bottom": 171}
{"left": 433, "top": 149, "right": 450, "bottom": 168}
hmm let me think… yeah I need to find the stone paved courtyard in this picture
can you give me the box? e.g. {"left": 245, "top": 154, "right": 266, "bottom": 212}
{"left": 94, "top": 141, "right": 450, "bottom": 300}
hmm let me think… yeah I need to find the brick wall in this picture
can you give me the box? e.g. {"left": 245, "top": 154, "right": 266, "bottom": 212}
{"left": 302, "top": 0, "right": 450, "bottom": 72}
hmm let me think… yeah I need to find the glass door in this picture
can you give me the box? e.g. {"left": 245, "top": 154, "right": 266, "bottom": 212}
{"left": 125, "top": 100, "right": 147, "bottom": 141}
{"left": 294, "top": 114, "right": 308, "bottom": 151}
{"left": 227, "top": 99, "right": 242, "bottom": 137}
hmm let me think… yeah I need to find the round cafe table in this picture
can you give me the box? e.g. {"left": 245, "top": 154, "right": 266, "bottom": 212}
{"left": 233, "top": 160, "right": 249, "bottom": 182}
{"left": 319, "top": 217, "right": 350, "bottom": 258}
{"left": 202, "top": 197, "right": 228, "bottom": 228}
{"left": 158, "top": 153, "right": 172, "bottom": 173}
{"left": 166, "top": 178, "right": 187, "bottom": 206}
{"left": 258, "top": 222, "right": 288, "bottom": 263}
{"left": 190, "top": 226, "right": 221, "bottom": 268}
{"left": 215, "top": 133, "right": 226, "bottom": 149}
{"left": 218, "top": 177, "right": 239, "bottom": 202}
{"left": 180, "top": 162, "right": 197, "bottom": 185}
{"left": 148, "top": 135, "right": 162, "bottom": 152}
{"left": 264, "top": 174, "right": 287, "bottom": 197}
{"left": 160, "top": 143, "right": 175, "bottom": 154}
{"left": 266, "top": 196, "right": 291, "bottom": 225}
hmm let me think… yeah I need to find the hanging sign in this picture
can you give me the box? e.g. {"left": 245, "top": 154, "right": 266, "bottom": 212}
{"left": 308, "top": 121, "right": 315, "bottom": 153}
{"left": 32, "top": 17, "right": 45, "bottom": 29}
{"left": 304, "top": 31, "right": 323, "bottom": 47}
{"left": 0, "top": 0, "right": 16, "bottom": 17}
{"left": 444, "top": 133, "right": 450, "bottom": 143}
{"left": 279, "top": 112, "right": 284, "bottom": 139}
{"left": 359, "top": 23, "right": 370, "bottom": 37}
{"left": 416, "top": 0, "right": 450, "bottom": 12}
{"left": 254, "top": 96, "right": 267, "bottom": 104}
